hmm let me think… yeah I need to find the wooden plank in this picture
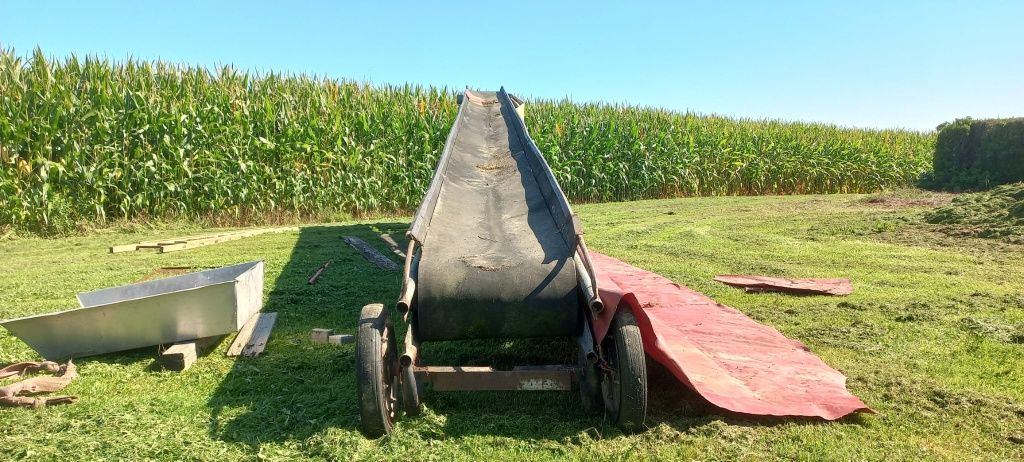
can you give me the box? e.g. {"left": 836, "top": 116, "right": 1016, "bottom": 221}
{"left": 240, "top": 312, "right": 277, "bottom": 357}
{"left": 227, "top": 312, "right": 277, "bottom": 357}
{"left": 328, "top": 334, "right": 354, "bottom": 345}
{"left": 109, "top": 231, "right": 234, "bottom": 253}
{"left": 158, "top": 336, "right": 224, "bottom": 371}
{"left": 160, "top": 227, "right": 297, "bottom": 253}
{"left": 342, "top": 236, "right": 399, "bottom": 271}
{"left": 160, "top": 234, "right": 245, "bottom": 253}
{"left": 111, "top": 227, "right": 297, "bottom": 254}
{"left": 110, "top": 243, "right": 145, "bottom": 253}
{"left": 227, "top": 313, "right": 262, "bottom": 357}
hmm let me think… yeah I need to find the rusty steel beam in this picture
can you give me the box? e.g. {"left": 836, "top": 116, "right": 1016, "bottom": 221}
{"left": 307, "top": 260, "right": 332, "bottom": 285}
{"left": 413, "top": 365, "right": 576, "bottom": 391}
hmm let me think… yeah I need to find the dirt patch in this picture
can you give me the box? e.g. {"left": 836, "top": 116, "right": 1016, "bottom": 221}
{"left": 860, "top": 189, "right": 954, "bottom": 208}
{"left": 958, "top": 316, "right": 1024, "bottom": 344}
{"left": 799, "top": 319, "right": 887, "bottom": 352}
{"left": 925, "top": 182, "right": 1024, "bottom": 243}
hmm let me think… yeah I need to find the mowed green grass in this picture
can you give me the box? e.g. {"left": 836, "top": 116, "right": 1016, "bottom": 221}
{"left": 1, "top": 193, "right": 1022, "bottom": 461}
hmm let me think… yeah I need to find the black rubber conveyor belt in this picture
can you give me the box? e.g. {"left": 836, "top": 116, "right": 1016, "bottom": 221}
{"left": 409, "top": 89, "right": 580, "bottom": 341}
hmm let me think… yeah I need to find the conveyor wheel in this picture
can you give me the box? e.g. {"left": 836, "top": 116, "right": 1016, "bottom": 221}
{"left": 356, "top": 303, "right": 399, "bottom": 437}
{"left": 601, "top": 307, "right": 647, "bottom": 432}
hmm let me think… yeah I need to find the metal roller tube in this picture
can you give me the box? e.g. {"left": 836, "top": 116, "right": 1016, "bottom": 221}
{"left": 396, "top": 240, "right": 418, "bottom": 316}
{"left": 575, "top": 255, "right": 603, "bottom": 313}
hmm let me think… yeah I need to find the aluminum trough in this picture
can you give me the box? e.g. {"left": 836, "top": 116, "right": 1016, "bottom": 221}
{"left": 0, "top": 261, "right": 264, "bottom": 360}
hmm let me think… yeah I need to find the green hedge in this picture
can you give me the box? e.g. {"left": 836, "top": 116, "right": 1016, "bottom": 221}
{"left": 930, "top": 117, "right": 1024, "bottom": 190}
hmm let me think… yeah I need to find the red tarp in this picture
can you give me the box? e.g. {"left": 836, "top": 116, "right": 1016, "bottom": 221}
{"left": 590, "top": 251, "right": 870, "bottom": 420}
{"left": 714, "top": 275, "right": 853, "bottom": 296}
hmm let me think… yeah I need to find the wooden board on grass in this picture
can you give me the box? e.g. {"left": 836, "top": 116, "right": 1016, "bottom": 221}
{"left": 226, "top": 312, "right": 278, "bottom": 358}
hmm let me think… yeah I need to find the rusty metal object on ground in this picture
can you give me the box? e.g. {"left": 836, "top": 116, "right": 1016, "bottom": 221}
{"left": 714, "top": 274, "right": 853, "bottom": 296}
{"left": 308, "top": 260, "right": 332, "bottom": 285}
{"left": 0, "top": 360, "right": 78, "bottom": 408}
{"left": 0, "top": 361, "right": 60, "bottom": 379}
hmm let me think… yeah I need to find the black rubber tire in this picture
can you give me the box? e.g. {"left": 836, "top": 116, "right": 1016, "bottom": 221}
{"left": 356, "top": 303, "right": 398, "bottom": 438}
{"left": 400, "top": 364, "right": 422, "bottom": 417}
{"left": 578, "top": 347, "right": 604, "bottom": 415}
{"left": 601, "top": 307, "right": 647, "bottom": 432}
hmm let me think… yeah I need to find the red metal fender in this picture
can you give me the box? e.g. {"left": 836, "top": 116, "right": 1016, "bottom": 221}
{"left": 589, "top": 251, "right": 870, "bottom": 420}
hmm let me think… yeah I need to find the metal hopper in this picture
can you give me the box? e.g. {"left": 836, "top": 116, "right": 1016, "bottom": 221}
{"left": 1, "top": 261, "right": 264, "bottom": 360}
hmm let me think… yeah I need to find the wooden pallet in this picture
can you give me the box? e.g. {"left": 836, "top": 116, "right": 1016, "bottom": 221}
{"left": 110, "top": 227, "right": 298, "bottom": 254}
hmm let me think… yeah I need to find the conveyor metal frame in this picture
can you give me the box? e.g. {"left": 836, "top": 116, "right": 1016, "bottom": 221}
{"left": 395, "top": 88, "right": 608, "bottom": 397}
{"left": 357, "top": 89, "right": 643, "bottom": 439}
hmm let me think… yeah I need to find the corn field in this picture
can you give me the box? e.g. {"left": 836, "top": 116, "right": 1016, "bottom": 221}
{"left": 0, "top": 48, "right": 935, "bottom": 234}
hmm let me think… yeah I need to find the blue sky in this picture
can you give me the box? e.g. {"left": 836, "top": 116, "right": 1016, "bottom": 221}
{"left": 1, "top": 1, "right": 1021, "bottom": 131}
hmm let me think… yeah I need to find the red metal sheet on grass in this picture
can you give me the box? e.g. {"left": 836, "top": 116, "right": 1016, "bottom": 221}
{"left": 590, "top": 251, "right": 869, "bottom": 420}
{"left": 714, "top": 275, "right": 853, "bottom": 296}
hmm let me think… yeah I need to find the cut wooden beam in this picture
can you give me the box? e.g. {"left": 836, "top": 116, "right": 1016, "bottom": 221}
{"left": 240, "top": 312, "right": 277, "bottom": 357}
{"left": 158, "top": 336, "right": 224, "bottom": 371}
{"left": 110, "top": 227, "right": 298, "bottom": 254}
{"left": 311, "top": 328, "right": 333, "bottom": 343}
{"left": 328, "top": 334, "right": 354, "bottom": 345}
{"left": 342, "top": 236, "right": 399, "bottom": 271}
{"left": 160, "top": 228, "right": 297, "bottom": 253}
{"left": 226, "top": 312, "right": 277, "bottom": 357}
{"left": 227, "top": 313, "right": 261, "bottom": 356}
{"left": 109, "top": 231, "right": 235, "bottom": 253}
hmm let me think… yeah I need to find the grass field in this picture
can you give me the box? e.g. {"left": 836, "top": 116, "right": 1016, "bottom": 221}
{"left": 1, "top": 193, "right": 1022, "bottom": 461}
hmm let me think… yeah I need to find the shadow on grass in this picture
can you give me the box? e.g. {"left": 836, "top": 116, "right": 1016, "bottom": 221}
{"left": 203, "top": 222, "right": 822, "bottom": 451}
{"left": 427, "top": 353, "right": 864, "bottom": 440}
{"left": 205, "top": 222, "right": 407, "bottom": 450}
{"left": 426, "top": 356, "right": 775, "bottom": 440}
{"left": 422, "top": 357, "right": 713, "bottom": 440}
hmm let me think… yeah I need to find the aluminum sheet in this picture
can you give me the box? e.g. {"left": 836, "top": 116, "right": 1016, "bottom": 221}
{"left": 1, "top": 261, "right": 264, "bottom": 360}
